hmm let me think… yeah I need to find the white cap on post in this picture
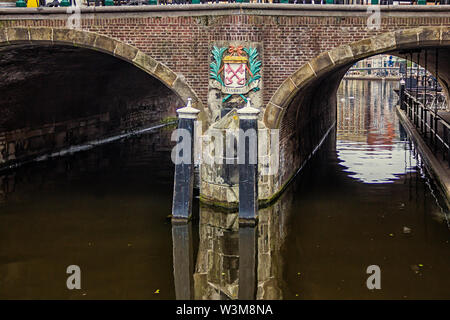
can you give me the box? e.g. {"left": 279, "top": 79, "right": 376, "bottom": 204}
{"left": 177, "top": 98, "right": 200, "bottom": 119}
{"left": 237, "top": 98, "right": 260, "bottom": 120}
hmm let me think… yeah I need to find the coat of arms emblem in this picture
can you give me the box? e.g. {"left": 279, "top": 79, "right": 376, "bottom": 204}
{"left": 210, "top": 45, "right": 261, "bottom": 103}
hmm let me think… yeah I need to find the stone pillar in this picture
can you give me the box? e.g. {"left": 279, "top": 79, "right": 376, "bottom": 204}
{"left": 237, "top": 99, "right": 260, "bottom": 226}
{"left": 172, "top": 98, "right": 199, "bottom": 223}
{"left": 172, "top": 223, "right": 194, "bottom": 299}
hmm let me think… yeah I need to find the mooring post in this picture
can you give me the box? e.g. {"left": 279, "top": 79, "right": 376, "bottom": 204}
{"left": 171, "top": 98, "right": 199, "bottom": 223}
{"left": 237, "top": 99, "right": 260, "bottom": 226}
{"left": 399, "top": 79, "right": 406, "bottom": 111}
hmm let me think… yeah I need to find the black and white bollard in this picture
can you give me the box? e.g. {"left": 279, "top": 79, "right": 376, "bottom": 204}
{"left": 172, "top": 98, "right": 199, "bottom": 223}
{"left": 399, "top": 79, "right": 406, "bottom": 111}
{"left": 237, "top": 99, "right": 260, "bottom": 226}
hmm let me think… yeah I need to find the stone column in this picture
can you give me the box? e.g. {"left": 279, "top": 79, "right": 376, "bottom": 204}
{"left": 237, "top": 99, "right": 260, "bottom": 226}
{"left": 172, "top": 98, "right": 199, "bottom": 223}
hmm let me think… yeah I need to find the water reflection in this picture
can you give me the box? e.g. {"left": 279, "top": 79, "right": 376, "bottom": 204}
{"left": 0, "top": 129, "right": 176, "bottom": 299}
{"left": 337, "top": 80, "right": 417, "bottom": 183}
{"left": 183, "top": 79, "right": 449, "bottom": 300}
{"left": 279, "top": 80, "right": 450, "bottom": 299}
{"left": 238, "top": 227, "right": 257, "bottom": 299}
{"left": 172, "top": 223, "right": 194, "bottom": 300}
{"left": 176, "top": 199, "right": 292, "bottom": 300}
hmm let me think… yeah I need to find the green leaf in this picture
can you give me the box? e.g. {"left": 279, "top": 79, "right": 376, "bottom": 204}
{"left": 210, "top": 46, "right": 226, "bottom": 86}
{"left": 244, "top": 47, "right": 261, "bottom": 87}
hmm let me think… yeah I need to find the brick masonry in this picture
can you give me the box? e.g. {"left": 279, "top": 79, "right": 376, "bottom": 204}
{"left": 1, "top": 7, "right": 449, "bottom": 113}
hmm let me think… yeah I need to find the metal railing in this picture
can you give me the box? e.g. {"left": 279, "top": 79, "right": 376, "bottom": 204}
{"left": 10, "top": 0, "right": 450, "bottom": 7}
{"left": 401, "top": 89, "right": 450, "bottom": 166}
{"left": 90, "top": 0, "right": 450, "bottom": 4}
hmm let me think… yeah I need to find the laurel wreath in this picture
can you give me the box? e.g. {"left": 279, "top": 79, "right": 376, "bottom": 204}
{"left": 243, "top": 47, "right": 261, "bottom": 87}
{"left": 210, "top": 46, "right": 261, "bottom": 90}
{"left": 210, "top": 46, "right": 227, "bottom": 87}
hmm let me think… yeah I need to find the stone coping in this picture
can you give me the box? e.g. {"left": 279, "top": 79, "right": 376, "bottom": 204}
{"left": 396, "top": 106, "right": 450, "bottom": 208}
{"left": 0, "top": 4, "right": 449, "bottom": 17}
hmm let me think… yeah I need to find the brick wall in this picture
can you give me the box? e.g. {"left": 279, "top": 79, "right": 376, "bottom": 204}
{"left": 3, "top": 12, "right": 449, "bottom": 109}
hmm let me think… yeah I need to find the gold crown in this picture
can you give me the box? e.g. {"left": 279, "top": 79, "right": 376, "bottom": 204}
{"left": 223, "top": 55, "right": 248, "bottom": 64}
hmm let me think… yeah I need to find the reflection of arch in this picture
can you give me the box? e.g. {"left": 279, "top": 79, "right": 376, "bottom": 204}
{"left": 264, "top": 26, "right": 450, "bottom": 129}
{"left": 0, "top": 27, "right": 206, "bottom": 123}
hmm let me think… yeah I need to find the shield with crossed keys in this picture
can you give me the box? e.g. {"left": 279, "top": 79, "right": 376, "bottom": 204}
{"left": 223, "top": 55, "right": 248, "bottom": 89}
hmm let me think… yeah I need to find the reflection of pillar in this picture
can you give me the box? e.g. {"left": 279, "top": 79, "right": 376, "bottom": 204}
{"left": 172, "top": 223, "right": 194, "bottom": 300}
{"left": 172, "top": 98, "right": 199, "bottom": 222}
{"left": 238, "top": 227, "right": 257, "bottom": 299}
{"left": 0, "top": 175, "right": 6, "bottom": 203}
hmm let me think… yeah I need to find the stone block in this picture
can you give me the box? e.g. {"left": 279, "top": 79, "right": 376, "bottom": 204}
{"left": 394, "top": 28, "right": 420, "bottom": 48}
{"left": 155, "top": 63, "right": 178, "bottom": 88}
{"left": 328, "top": 45, "right": 354, "bottom": 67}
{"left": 264, "top": 102, "right": 284, "bottom": 129}
{"left": 94, "top": 35, "right": 118, "bottom": 54}
{"left": 258, "top": 182, "right": 271, "bottom": 200}
{"left": 289, "top": 63, "right": 316, "bottom": 88}
{"left": 418, "top": 27, "right": 441, "bottom": 45}
{"left": 6, "top": 27, "right": 29, "bottom": 43}
{"left": 442, "top": 26, "right": 450, "bottom": 45}
{"left": 206, "top": 250, "right": 221, "bottom": 284}
{"left": 71, "top": 29, "right": 97, "bottom": 48}
{"left": 132, "top": 50, "right": 158, "bottom": 74}
{"left": 225, "top": 186, "right": 239, "bottom": 203}
{"left": 193, "top": 273, "right": 208, "bottom": 300}
{"left": 309, "top": 52, "right": 335, "bottom": 77}
{"left": 259, "top": 278, "right": 282, "bottom": 300}
{"left": 0, "top": 28, "right": 7, "bottom": 45}
{"left": 257, "top": 252, "right": 272, "bottom": 280}
{"left": 349, "top": 38, "right": 373, "bottom": 60}
{"left": 53, "top": 28, "right": 76, "bottom": 45}
{"left": 114, "top": 42, "right": 138, "bottom": 62}
{"left": 29, "top": 27, "right": 53, "bottom": 44}
{"left": 172, "top": 76, "right": 197, "bottom": 104}
{"left": 371, "top": 31, "right": 396, "bottom": 54}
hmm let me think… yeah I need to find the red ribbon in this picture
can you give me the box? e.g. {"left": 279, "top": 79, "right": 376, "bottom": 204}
{"left": 228, "top": 45, "right": 244, "bottom": 56}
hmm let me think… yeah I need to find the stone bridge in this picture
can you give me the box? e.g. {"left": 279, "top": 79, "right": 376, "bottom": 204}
{"left": 0, "top": 4, "right": 449, "bottom": 207}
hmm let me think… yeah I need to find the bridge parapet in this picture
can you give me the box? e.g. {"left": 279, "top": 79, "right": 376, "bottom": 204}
{"left": 2, "top": 4, "right": 450, "bottom": 15}
{"left": 1, "top": 4, "right": 449, "bottom": 116}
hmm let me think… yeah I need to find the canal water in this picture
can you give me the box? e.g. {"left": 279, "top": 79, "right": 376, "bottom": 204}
{"left": 0, "top": 80, "right": 448, "bottom": 299}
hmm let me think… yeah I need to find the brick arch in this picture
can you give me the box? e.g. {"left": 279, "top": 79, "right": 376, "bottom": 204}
{"left": 264, "top": 26, "right": 450, "bottom": 129}
{"left": 0, "top": 26, "right": 206, "bottom": 123}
